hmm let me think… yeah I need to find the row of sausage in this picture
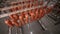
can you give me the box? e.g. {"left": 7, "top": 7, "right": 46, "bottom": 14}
{"left": 4, "top": 7, "right": 52, "bottom": 28}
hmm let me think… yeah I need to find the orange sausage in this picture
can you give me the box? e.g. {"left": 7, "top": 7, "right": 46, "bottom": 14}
{"left": 15, "top": 7, "right": 19, "bottom": 10}
{"left": 24, "top": 12, "right": 29, "bottom": 24}
{"left": 9, "top": 14, "right": 16, "bottom": 20}
{"left": 13, "top": 14, "right": 19, "bottom": 20}
{"left": 11, "top": 7, "right": 16, "bottom": 12}
{"left": 35, "top": 8, "right": 39, "bottom": 20}
{"left": 5, "top": 19, "right": 14, "bottom": 27}
{"left": 18, "top": 6, "right": 21, "bottom": 10}
{"left": 9, "top": 15, "right": 15, "bottom": 20}
{"left": 11, "top": 20, "right": 19, "bottom": 27}
{"left": 20, "top": 12, "right": 25, "bottom": 18}
{"left": 29, "top": 10, "right": 35, "bottom": 22}
{"left": 18, "top": 2, "right": 21, "bottom": 4}
{"left": 46, "top": 7, "right": 52, "bottom": 14}
{"left": 9, "top": 9, "right": 13, "bottom": 12}
{"left": 27, "top": 3, "right": 30, "bottom": 8}
{"left": 19, "top": 12, "right": 25, "bottom": 25}
{"left": 30, "top": 3, "right": 33, "bottom": 7}
{"left": 39, "top": 8, "right": 45, "bottom": 19}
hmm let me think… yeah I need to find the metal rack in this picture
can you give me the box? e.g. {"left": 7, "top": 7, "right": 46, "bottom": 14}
{"left": 47, "top": 1, "right": 60, "bottom": 25}
{"left": 0, "top": 0, "right": 49, "bottom": 18}
{"left": 0, "top": 6, "right": 41, "bottom": 18}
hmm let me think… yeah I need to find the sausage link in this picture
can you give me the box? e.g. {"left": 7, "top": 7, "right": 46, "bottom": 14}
{"left": 29, "top": 10, "right": 35, "bottom": 22}
{"left": 46, "top": 7, "right": 52, "bottom": 14}
{"left": 39, "top": 8, "right": 45, "bottom": 18}
{"left": 11, "top": 20, "right": 19, "bottom": 27}
{"left": 13, "top": 14, "right": 19, "bottom": 20}
{"left": 35, "top": 8, "right": 39, "bottom": 20}
{"left": 18, "top": 6, "right": 21, "bottom": 10}
{"left": 19, "top": 13, "right": 25, "bottom": 26}
{"left": 9, "top": 15, "right": 15, "bottom": 20}
{"left": 11, "top": 7, "right": 16, "bottom": 12}
{"left": 24, "top": 12, "right": 29, "bottom": 24}
{"left": 5, "top": 19, "right": 14, "bottom": 27}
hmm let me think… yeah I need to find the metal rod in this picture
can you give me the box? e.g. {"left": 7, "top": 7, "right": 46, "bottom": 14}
{"left": 0, "top": 1, "right": 38, "bottom": 11}
{"left": 38, "top": 20, "right": 47, "bottom": 31}
{"left": 0, "top": 5, "right": 42, "bottom": 18}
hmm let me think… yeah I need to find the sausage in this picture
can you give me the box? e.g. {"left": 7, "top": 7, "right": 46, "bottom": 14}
{"left": 18, "top": 6, "right": 21, "bottom": 10}
{"left": 9, "top": 9, "right": 13, "bottom": 12}
{"left": 19, "top": 12, "right": 25, "bottom": 25}
{"left": 24, "top": 12, "right": 29, "bottom": 24}
{"left": 35, "top": 8, "right": 39, "bottom": 20}
{"left": 20, "top": 12, "right": 25, "bottom": 18}
{"left": 11, "top": 20, "right": 19, "bottom": 27}
{"left": 30, "top": 3, "right": 33, "bottom": 7}
{"left": 15, "top": 7, "right": 19, "bottom": 10}
{"left": 27, "top": 3, "right": 30, "bottom": 8}
{"left": 29, "top": 10, "right": 35, "bottom": 22}
{"left": 46, "top": 7, "right": 52, "bottom": 14}
{"left": 18, "top": 2, "right": 21, "bottom": 4}
{"left": 11, "top": 7, "right": 16, "bottom": 12}
{"left": 5, "top": 19, "right": 14, "bottom": 27}
{"left": 39, "top": 8, "right": 45, "bottom": 19}
{"left": 13, "top": 14, "right": 19, "bottom": 20}
{"left": 9, "top": 14, "right": 15, "bottom": 20}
